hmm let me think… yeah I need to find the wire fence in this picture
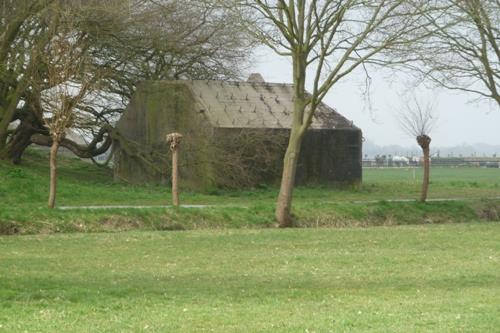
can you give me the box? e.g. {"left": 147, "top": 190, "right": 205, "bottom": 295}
{"left": 363, "top": 157, "right": 500, "bottom": 168}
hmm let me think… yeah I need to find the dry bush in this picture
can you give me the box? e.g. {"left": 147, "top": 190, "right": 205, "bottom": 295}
{"left": 211, "top": 128, "right": 289, "bottom": 189}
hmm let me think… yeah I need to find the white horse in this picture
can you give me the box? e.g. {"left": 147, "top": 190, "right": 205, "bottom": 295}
{"left": 392, "top": 155, "right": 410, "bottom": 167}
{"left": 409, "top": 156, "right": 432, "bottom": 166}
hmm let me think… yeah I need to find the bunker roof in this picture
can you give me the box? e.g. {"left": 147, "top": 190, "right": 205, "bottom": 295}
{"left": 172, "top": 75, "right": 357, "bottom": 130}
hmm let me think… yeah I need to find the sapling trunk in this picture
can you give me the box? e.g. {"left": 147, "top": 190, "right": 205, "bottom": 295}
{"left": 417, "top": 135, "right": 431, "bottom": 202}
{"left": 421, "top": 146, "right": 430, "bottom": 202}
{"left": 48, "top": 140, "right": 60, "bottom": 209}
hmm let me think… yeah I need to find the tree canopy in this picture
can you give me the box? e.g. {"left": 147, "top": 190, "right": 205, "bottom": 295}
{"left": 235, "top": 0, "right": 439, "bottom": 226}
{"left": 0, "top": 0, "right": 254, "bottom": 164}
{"left": 408, "top": 0, "right": 499, "bottom": 107}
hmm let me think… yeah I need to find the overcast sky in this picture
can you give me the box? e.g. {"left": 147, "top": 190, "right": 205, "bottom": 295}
{"left": 249, "top": 48, "right": 500, "bottom": 148}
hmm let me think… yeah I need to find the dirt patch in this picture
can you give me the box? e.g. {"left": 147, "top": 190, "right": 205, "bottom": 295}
{"left": 477, "top": 201, "right": 500, "bottom": 221}
{"left": 99, "top": 216, "right": 142, "bottom": 231}
{"left": 0, "top": 221, "right": 20, "bottom": 235}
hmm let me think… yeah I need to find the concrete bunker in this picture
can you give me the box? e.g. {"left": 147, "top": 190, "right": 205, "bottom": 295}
{"left": 114, "top": 75, "right": 362, "bottom": 190}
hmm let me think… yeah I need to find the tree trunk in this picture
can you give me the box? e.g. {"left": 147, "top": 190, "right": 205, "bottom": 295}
{"left": 0, "top": 114, "right": 13, "bottom": 158}
{"left": 275, "top": 127, "right": 304, "bottom": 227}
{"left": 275, "top": 51, "right": 308, "bottom": 228}
{"left": 7, "top": 133, "right": 32, "bottom": 164}
{"left": 48, "top": 140, "right": 60, "bottom": 209}
{"left": 8, "top": 137, "right": 31, "bottom": 164}
{"left": 417, "top": 135, "right": 431, "bottom": 202}
{"left": 171, "top": 145, "right": 179, "bottom": 207}
{"left": 421, "top": 146, "right": 430, "bottom": 202}
{"left": 4, "top": 112, "right": 43, "bottom": 164}
{"left": 0, "top": 83, "right": 25, "bottom": 154}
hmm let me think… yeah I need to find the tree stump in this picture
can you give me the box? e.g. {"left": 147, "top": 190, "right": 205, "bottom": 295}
{"left": 166, "top": 133, "right": 183, "bottom": 207}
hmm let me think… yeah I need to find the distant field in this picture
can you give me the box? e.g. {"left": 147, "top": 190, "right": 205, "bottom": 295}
{"left": 363, "top": 166, "right": 500, "bottom": 184}
{"left": 1, "top": 223, "right": 499, "bottom": 332}
{"left": 0, "top": 150, "right": 499, "bottom": 234}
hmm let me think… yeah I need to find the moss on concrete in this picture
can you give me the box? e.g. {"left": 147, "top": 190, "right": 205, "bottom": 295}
{"left": 115, "top": 82, "right": 217, "bottom": 191}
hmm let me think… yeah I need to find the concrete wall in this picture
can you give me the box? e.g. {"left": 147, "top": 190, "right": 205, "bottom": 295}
{"left": 297, "top": 129, "right": 362, "bottom": 186}
{"left": 114, "top": 82, "right": 216, "bottom": 189}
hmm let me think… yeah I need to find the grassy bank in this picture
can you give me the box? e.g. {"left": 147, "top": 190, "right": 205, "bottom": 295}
{"left": 0, "top": 150, "right": 499, "bottom": 234}
{"left": 1, "top": 223, "right": 499, "bottom": 332}
{"left": 2, "top": 199, "right": 498, "bottom": 235}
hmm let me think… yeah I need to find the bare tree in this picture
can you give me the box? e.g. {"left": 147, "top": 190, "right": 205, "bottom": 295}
{"left": 37, "top": 14, "right": 96, "bottom": 208}
{"left": 398, "top": 98, "right": 437, "bottom": 202}
{"left": 237, "top": 0, "right": 436, "bottom": 227}
{"left": 412, "top": 0, "right": 499, "bottom": 107}
{"left": 0, "top": 0, "right": 56, "bottom": 160}
{"left": 1, "top": 0, "right": 255, "bottom": 164}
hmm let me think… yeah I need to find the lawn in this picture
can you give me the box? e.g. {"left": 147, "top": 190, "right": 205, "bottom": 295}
{"left": 0, "top": 150, "right": 499, "bottom": 234}
{"left": 1, "top": 223, "right": 499, "bottom": 332}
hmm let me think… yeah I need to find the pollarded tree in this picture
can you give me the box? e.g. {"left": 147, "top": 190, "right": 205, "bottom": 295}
{"left": 35, "top": 13, "right": 97, "bottom": 208}
{"left": 238, "top": 0, "right": 438, "bottom": 227}
{"left": 398, "top": 99, "right": 437, "bottom": 202}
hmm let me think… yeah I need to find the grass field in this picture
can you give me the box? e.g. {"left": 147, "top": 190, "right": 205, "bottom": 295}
{"left": 1, "top": 151, "right": 499, "bottom": 331}
{"left": 0, "top": 150, "right": 499, "bottom": 234}
{"left": 1, "top": 223, "right": 499, "bottom": 332}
